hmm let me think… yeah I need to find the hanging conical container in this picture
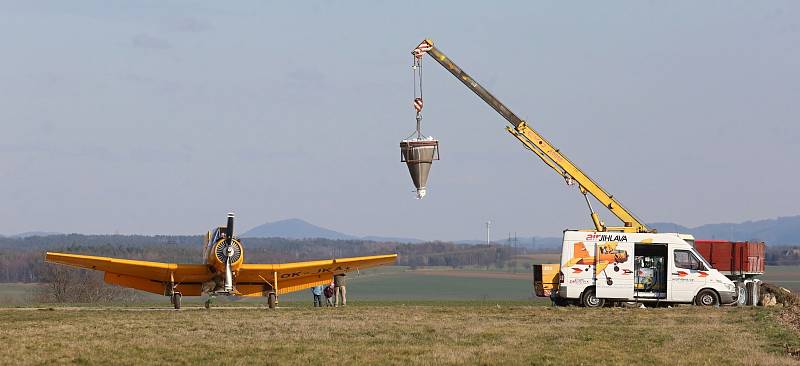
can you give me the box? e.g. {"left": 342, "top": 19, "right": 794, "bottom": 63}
{"left": 400, "top": 138, "right": 439, "bottom": 199}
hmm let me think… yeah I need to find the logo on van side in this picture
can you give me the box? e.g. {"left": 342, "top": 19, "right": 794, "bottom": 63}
{"left": 585, "top": 233, "right": 628, "bottom": 242}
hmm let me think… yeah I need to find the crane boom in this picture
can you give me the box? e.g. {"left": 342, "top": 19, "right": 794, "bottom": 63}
{"left": 413, "top": 39, "right": 651, "bottom": 233}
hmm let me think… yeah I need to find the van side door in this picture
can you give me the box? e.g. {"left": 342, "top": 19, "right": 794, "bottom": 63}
{"left": 668, "top": 249, "right": 708, "bottom": 302}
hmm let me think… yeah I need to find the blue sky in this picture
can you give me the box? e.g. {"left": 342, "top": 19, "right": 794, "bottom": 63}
{"left": 1, "top": 1, "right": 798, "bottom": 240}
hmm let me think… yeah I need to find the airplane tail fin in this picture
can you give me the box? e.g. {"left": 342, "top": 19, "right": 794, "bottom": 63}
{"left": 573, "top": 242, "right": 590, "bottom": 257}
{"left": 563, "top": 242, "right": 590, "bottom": 267}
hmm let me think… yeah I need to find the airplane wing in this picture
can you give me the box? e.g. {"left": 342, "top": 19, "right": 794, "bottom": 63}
{"left": 45, "top": 252, "right": 212, "bottom": 296}
{"left": 595, "top": 261, "right": 610, "bottom": 273}
{"left": 236, "top": 254, "right": 397, "bottom": 295}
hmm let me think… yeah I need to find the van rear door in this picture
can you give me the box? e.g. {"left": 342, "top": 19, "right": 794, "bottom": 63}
{"left": 595, "top": 241, "right": 635, "bottom": 299}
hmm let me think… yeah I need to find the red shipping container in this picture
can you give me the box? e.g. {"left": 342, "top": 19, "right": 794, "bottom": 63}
{"left": 694, "top": 240, "right": 765, "bottom": 276}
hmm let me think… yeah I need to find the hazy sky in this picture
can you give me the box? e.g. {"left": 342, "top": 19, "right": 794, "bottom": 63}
{"left": 1, "top": 1, "right": 798, "bottom": 240}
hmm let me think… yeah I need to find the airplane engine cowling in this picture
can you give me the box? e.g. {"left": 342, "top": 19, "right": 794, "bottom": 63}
{"left": 208, "top": 238, "right": 244, "bottom": 273}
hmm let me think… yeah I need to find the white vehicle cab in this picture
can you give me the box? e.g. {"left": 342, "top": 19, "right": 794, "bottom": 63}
{"left": 556, "top": 230, "right": 737, "bottom": 307}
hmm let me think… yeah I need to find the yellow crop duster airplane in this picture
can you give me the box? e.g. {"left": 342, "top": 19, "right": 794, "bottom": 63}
{"left": 564, "top": 241, "right": 629, "bottom": 273}
{"left": 45, "top": 213, "right": 397, "bottom": 309}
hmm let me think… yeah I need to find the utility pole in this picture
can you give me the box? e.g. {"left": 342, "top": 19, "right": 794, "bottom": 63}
{"left": 513, "top": 232, "right": 518, "bottom": 273}
{"left": 486, "top": 220, "right": 491, "bottom": 245}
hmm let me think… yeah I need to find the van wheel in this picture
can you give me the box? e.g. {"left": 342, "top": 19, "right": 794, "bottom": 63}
{"left": 581, "top": 288, "right": 605, "bottom": 308}
{"left": 694, "top": 289, "right": 719, "bottom": 307}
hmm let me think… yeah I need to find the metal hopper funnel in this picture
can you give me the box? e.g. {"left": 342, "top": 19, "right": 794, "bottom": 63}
{"left": 400, "top": 138, "right": 439, "bottom": 199}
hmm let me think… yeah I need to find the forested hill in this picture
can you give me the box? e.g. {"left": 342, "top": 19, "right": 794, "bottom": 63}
{"left": 649, "top": 215, "right": 800, "bottom": 245}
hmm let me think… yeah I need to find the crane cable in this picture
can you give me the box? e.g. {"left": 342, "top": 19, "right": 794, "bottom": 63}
{"left": 412, "top": 52, "right": 424, "bottom": 139}
{"left": 406, "top": 41, "right": 432, "bottom": 140}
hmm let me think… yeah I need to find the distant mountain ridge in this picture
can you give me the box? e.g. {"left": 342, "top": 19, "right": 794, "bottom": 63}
{"left": 649, "top": 215, "right": 800, "bottom": 245}
{"left": 241, "top": 218, "right": 422, "bottom": 243}
{"left": 5, "top": 215, "right": 799, "bottom": 245}
{"left": 10, "top": 231, "right": 63, "bottom": 238}
{"left": 242, "top": 219, "right": 355, "bottom": 240}
{"left": 484, "top": 216, "right": 800, "bottom": 247}
{"left": 236, "top": 215, "right": 800, "bottom": 246}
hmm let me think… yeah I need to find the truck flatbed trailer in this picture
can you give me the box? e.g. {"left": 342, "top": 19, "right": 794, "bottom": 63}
{"left": 694, "top": 240, "right": 765, "bottom": 305}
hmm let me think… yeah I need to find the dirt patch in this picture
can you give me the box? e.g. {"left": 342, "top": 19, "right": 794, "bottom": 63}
{"left": 762, "top": 282, "right": 800, "bottom": 359}
{"left": 784, "top": 341, "right": 800, "bottom": 360}
{"left": 762, "top": 283, "right": 800, "bottom": 335}
{"left": 763, "top": 283, "right": 800, "bottom": 307}
{"left": 779, "top": 305, "right": 800, "bottom": 331}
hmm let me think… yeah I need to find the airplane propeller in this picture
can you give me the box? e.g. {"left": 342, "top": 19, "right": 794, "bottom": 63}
{"left": 223, "top": 213, "right": 235, "bottom": 292}
{"left": 225, "top": 213, "right": 234, "bottom": 244}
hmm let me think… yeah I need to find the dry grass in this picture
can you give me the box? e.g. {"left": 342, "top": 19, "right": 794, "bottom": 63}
{"left": 0, "top": 303, "right": 798, "bottom": 365}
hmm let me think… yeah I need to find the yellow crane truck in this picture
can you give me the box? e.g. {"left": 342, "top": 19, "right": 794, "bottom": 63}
{"left": 406, "top": 39, "right": 740, "bottom": 307}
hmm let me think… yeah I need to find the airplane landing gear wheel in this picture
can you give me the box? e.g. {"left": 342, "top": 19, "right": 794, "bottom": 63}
{"left": 581, "top": 287, "right": 605, "bottom": 308}
{"left": 171, "top": 293, "right": 182, "bottom": 310}
{"left": 268, "top": 292, "right": 277, "bottom": 309}
{"left": 204, "top": 297, "right": 213, "bottom": 309}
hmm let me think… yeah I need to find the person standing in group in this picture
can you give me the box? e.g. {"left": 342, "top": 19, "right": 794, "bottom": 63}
{"left": 324, "top": 282, "right": 335, "bottom": 307}
{"left": 311, "top": 284, "right": 324, "bottom": 307}
{"left": 333, "top": 273, "right": 347, "bottom": 307}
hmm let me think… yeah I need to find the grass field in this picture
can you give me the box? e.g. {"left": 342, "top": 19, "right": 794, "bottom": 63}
{"left": 0, "top": 266, "right": 540, "bottom": 307}
{"left": 1, "top": 264, "right": 798, "bottom": 306}
{"left": 279, "top": 266, "right": 536, "bottom": 303}
{"left": 762, "top": 266, "right": 800, "bottom": 292}
{"left": 0, "top": 283, "right": 40, "bottom": 305}
{"left": 1, "top": 265, "right": 799, "bottom": 364}
{"left": 1, "top": 303, "right": 798, "bottom": 365}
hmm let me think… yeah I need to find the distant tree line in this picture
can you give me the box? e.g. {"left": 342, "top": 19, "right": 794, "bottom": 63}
{"left": 766, "top": 246, "right": 800, "bottom": 266}
{"left": 34, "top": 264, "right": 139, "bottom": 303}
{"left": 0, "top": 234, "right": 524, "bottom": 283}
{"left": 3, "top": 234, "right": 799, "bottom": 284}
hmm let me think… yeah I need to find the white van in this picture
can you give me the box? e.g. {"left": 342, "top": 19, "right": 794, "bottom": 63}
{"left": 555, "top": 230, "right": 737, "bottom": 307}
